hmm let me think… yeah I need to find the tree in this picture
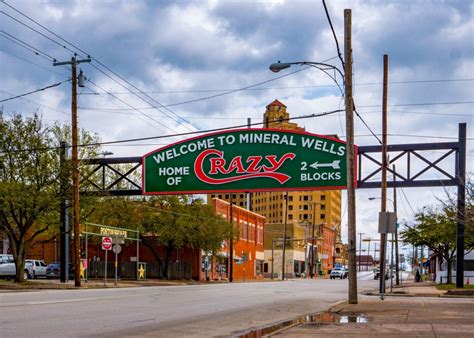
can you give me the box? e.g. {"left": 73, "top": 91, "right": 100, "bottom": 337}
{"left": 140, "top": 196, "right": 230, "bottom": 279}
{"left": 400, "top": 192, "right": 473, "bottom": 283}
{"left": 0, "top": 112, "right": 99, "bottom": 282}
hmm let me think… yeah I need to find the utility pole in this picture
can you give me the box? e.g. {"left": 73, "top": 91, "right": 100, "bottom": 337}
{"left": 344, "top": 8, "right": 357, "bottom": 304}
{"left": 456, "top": 123, "right": 466, "bottom": 288}
{"left": 59, "top": 142, "right": 69, "bottom": 283}
{"left": 393, "top": 164, "right": 400, "bottom": 285}
{"left": 54, "top": 56, "right": 90, "bottom": 287}
{"left": 229, "top": 196, "right": 234, "bottom": 283}
{"left": 281, "top": 192, "right": 289, "bottom": 281}
{"left": 358, "top": 232, "right": 364, "bottom": 272}
{"left": 379, "top": 54, "right": 389, "bottom": 295}
{"left": 310, "top": 202, "right": 317, "bottom": 278}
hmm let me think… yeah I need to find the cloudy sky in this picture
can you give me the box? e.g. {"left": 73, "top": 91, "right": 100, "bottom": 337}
{"left": 1, "top": 0, "right": 473, "bottom": 255}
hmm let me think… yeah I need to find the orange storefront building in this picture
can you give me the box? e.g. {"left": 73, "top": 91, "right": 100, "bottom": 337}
{"left": 210, "top": 198, "right": 265, "bottom": 281}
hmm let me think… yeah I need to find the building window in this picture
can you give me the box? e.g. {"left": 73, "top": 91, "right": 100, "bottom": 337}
{"left": 289, "top": 214, "right": 293, "bottom": 220}
{"left": 232, "top": 194, "right": 236, "bottom": 199}
{"left": 240, "top": 202, "right": 244, "bottom": 207}
{"left": 240, "top": 194, "right": 244, "bottom": 198}
{"left": 289, "top": 205, "right": 293, "bottom": 210}
{"left": 303, "top": 214, "right": 308, "bottom": 220}
{"left": 303, "top": 195, "right": 309, "bottom": 201}
{"left": 321, "top": 205, "right": 326, "bottom": 210}
{"left": 303, "top": 205, "right": 308, "bottom": 210}
{"left": 321, "top": 214, "right": 326, "bottom": 219}
{"left": 321, "top": 195, "right": 326, "bottom": 201}
{"left": 225, "top": 194, "right": 229, "bottom": 199}
{"left": 288, "top": 196, "right": 293, "bottom": 202}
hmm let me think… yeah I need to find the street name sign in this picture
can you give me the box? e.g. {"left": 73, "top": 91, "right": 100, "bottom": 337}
{"left": 102, "top": 236, "right": 113, "bottom": 250}
{"left": 142, "top": 129, "right": 357, "bottom": 194}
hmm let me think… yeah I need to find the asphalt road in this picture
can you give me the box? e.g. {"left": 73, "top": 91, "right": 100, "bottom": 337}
{"left": 1, "top": 276, "right": 378, "bottom": 337}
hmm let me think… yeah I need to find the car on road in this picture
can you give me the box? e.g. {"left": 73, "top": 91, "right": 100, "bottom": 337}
{"left": 45, "top": 262, "right": 75, "bottom": 279}
{"left": 25, "top": 259, "right": 47, "bottom": 279}
{"left": 330, "top": 267, "right": 348, "bottom": 279}
{"left": 374, "top": 267, "right": 390, "bottom": 280}
{"left": 0, "top": 254, "right": 30, "bottom": 280}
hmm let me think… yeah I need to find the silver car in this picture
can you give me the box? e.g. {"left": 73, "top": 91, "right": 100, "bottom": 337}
{"left": 0, "top": 254, "right": 29, "bottom": 280}
{"left": 25, "top": 259, "right": 47, "bottom": 278}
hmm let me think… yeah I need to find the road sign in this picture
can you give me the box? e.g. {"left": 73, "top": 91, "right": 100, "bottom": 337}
{"left": 112, "top": 244, "right": 122, "bottom": 254}
{"left": 102, "top": 236, "right": 112, "bottom": 250}
{"left": 143, "top": 129, "right": 356, "bottom": 194}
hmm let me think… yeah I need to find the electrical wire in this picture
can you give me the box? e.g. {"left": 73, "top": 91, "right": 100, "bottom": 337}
{"left": 0, "top": 109, "right": 344, "bottom": 154}
{"left": 0, "top": 89, "right": 69, "bottom": 115}
{"left": 1, "top": 1, "right": 196, "bottom": 132}
{"left": 0, "top": 10, "right": 76, "bottom": 56}
{"left": 0, "top": 79, "right": 70, "bottom": 103}
{"left": 400, "top": 188, "right": 416, "bottom": 215}
{"left": 0, "top": 48, "right": 67, "bottom": 76}
{"left": 322, "top": 0, "right": 345, "bottom": 69}
{"left": 359, "top": 101, "right": 474, "bottom": 108}
{"left": 163, "top": 67, "right": 310, "bottom": 108}
{"left": 87, "top": 80, "right": 181, "bottom": 134}
{"left": 80, "top": 78, "right": 474, "bottom": 95}
{"left": 0, "top": 30, "right": 55, "bottom": 61}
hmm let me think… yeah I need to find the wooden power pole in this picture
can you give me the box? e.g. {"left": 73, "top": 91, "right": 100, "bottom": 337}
{"left": 54, "top": 56, "right": 91, "bottom": 287}
{"left": 344, "top": 8, "right": 357, "bottom": 304}
{"left": 380, "top": 54, "right": 389, "bottom": 294}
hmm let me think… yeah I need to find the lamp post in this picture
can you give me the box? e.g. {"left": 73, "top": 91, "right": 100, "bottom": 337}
{"left": 268, "top": 47, "right": 357, "bottom": 303}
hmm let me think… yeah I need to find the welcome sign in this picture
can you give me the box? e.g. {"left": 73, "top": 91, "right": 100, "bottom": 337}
{"left": 142, "top": 129, "right": 357, "bottom": 194}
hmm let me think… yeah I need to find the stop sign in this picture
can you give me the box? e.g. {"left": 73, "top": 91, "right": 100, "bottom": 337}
{"left": 102, "top": 236, "right": 113, "bottom": 250}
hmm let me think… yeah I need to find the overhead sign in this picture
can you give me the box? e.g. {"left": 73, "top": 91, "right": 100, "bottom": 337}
{"left": 142, "top": 129, "right": 357, "bottom": 194}
{"left": 102, "top": 236, "right": 113, "bottom": 251}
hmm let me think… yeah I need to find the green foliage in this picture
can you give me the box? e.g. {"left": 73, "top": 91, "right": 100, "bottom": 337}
{"left": 86, "top": 195, "right": 231, "bottom": 279}
{"left": 0, "top": 112, "right": 99, "bottom": 282}
{"left": 400, "top": 187, "right": 473, "bottom": 283}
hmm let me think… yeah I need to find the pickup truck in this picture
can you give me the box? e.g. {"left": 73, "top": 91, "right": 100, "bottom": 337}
{"left": 0, "top": 254, "right": 30, "bottom": 280}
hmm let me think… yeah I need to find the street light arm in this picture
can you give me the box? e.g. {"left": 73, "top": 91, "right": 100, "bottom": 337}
{"left": 269, "top": 60, "right": 345, "bottom": 85}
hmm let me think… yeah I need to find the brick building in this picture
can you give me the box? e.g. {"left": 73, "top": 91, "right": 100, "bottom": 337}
{"left": 211, "top": 198, "right": 265, "bottom": 281}
{"left": 209, "top": 100, "right": 343, "bottom": 277}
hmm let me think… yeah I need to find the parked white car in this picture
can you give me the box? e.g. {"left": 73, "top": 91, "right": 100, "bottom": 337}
{"left": 0, "top": 254, "right": 29, "bottom": 280}
{"left": 25, "top": 260, "right": 47, "bottom": 278}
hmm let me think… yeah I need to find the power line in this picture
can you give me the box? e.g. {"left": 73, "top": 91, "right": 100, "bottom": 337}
{"left": 0, "top": 30, "right": 55, "bottom": 61}
{"left": 0, "top": 79, "right": 70, "bottom": 103}
{"left": 0, "top": 109, "right": 344, "bottom": 154}
{"left": 353, "top": 100, "right": 382, "bottom": 145}
{"left": 0, "top": 10, "right": 76, "bottom": 56}
{"left": 1, "top": 1, "right": 196, "bottom": 132}
{"left": 164, "top": 67, "right": 310, "bottom": 108}
{"left": 79, "top": 67, "right": 313, "bottom": 112}
{"left": 322, "top": 0, "right": 345, "bottom": 69}
{"left": 0, "top": 48, "right": 67, "bottom": 76}
{"left": 0, "top": 89, "right": 69, "bottom": 115}
{"left": 87, "top": 80, "right": 181, "bottom": 134}
{"left": 79, "top": 78, "right": 474, "bottom": 95}
{"left": 359, "top": 101, "right": 474, "bottom": 108}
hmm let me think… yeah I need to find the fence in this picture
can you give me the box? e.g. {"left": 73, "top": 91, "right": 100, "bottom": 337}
{"left": 88, "top": 261, "right": 192, "bottom": 280}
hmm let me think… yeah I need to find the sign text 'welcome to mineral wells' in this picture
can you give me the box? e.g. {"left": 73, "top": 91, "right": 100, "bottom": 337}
{"left": 142, "top": 129, "right": 357, "bottom": 194}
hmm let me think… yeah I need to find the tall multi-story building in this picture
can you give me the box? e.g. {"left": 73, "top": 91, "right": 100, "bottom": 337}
{"left": 208, "top": 99, "right": 343, "bottom": 277}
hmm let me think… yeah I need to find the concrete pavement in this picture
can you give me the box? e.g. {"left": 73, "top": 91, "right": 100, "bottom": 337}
{"left": 272, "top": 279, "right": 474, "bottom": 337}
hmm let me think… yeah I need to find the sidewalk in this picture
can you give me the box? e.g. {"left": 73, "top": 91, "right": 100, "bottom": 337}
{"left": 275, "top": 296, "right": 474, "bottom": 337}
{"left": 273, "top": 280, "right": 474, "bottom": 337}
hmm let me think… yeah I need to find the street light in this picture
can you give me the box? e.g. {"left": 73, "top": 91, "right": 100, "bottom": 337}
{"left": 269, "top": 37, "right": 356, "bottom": 304}
{"left": 269, "top": 61, "right": 345, "bottom": 95}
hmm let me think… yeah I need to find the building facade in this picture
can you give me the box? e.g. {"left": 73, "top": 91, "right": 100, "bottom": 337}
{"left": 211, "top": 198, "right": 266, "bottom": 281}
{"left": 209, "top": 100, "right": 343, "bottom": 277}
